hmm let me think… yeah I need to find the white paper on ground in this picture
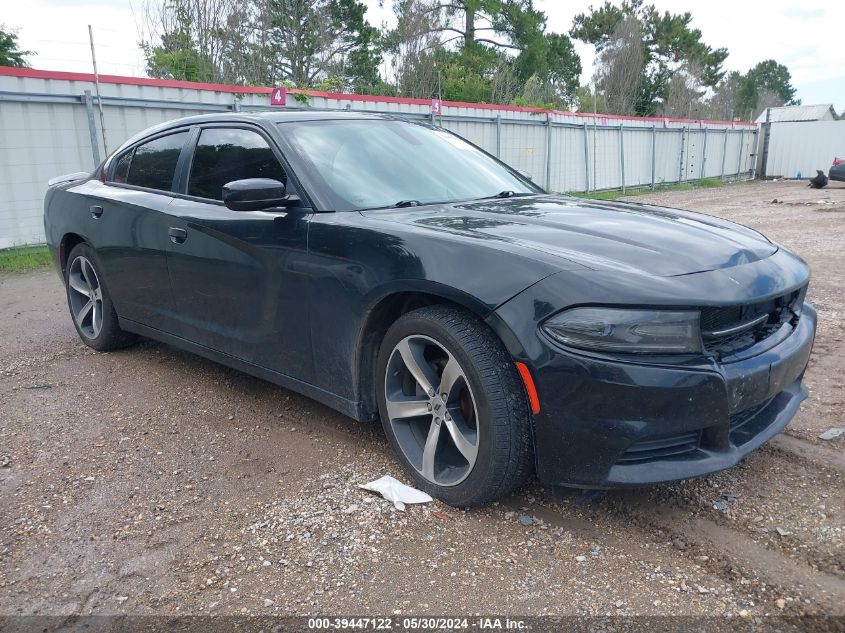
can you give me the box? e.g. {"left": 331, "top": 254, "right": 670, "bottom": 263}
{"left": 358, "top": 475, "right": 433, "bottom": 511}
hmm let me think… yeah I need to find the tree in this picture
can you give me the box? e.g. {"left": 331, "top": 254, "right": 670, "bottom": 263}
{"left": 141, "top": 0, "right": 382, "bottom": 90}
{"left": 265, "top": 0, "right": 382, "bottom": 90}
{"left": 660, "top": 61, "right": 708, "bottom": 118}
{"left": 570, "top": 0, "right": 727, "bottom": 115}
{"left": 382, "top": 0, "right": 445, "bottom": 98}
{"left": 0, "top": 25, "right": 32, "bottom": 67}
{"left": 141, "top": 0, "right": 250, "bottom": 83}
{"left": 142, "top": 5, "right": 216, "bottom": 82}
{"left": 707, "top": 70, "right": 742, "bottom": 120}
{"left": 384, "top": 0, "right": 580, "bottom": 106}
{"left": 591, "top": 15, "right": 643, "bottom": 115}
{"left": 574, "top": 84, "right": 610, "bottom": 114}
{"left": 734, "top": 59, "right": 797, "bottom": 120}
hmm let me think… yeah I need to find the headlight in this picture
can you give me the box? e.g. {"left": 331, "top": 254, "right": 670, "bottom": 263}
{"left": 541, "top": 308, "right": 702, "bottom": 354}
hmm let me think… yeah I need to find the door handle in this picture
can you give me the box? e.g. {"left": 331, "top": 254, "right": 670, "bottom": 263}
{"left": 90, "top": 205, "right": 104, "bottom": 219}
{"left": 168, "top": 227, "right": 188, "bottom": 244}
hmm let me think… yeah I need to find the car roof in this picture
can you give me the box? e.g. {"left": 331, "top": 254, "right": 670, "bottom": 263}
{"left": 113, "top": 110, "right": 398, "bottom": 157}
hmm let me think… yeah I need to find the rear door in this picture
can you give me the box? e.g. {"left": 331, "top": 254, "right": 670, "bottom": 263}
{"left": 94, "top": 129, "right": 189, "bottom": 333}
{"left": 164, "top": 124, "right": 314, "bottom": 381}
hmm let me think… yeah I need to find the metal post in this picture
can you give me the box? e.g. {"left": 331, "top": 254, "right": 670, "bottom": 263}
{"left": 650, "top": 125, "right": 656, "bottom": 190}
{"left": 583, "top": 122, "right": 591, "bottom": 193}
{"left": 720, "top": 127, "right": 729, "bottom": 181}
{"left": 545, "top": 113, "right": 552, "bottom": 191}
{"left": 88, "top": 25, "right": 108, "bottom": 155}
{"left": 495, "top": 114, "right": 501, "bottom": 158}
{"left": 619, "top": 124, "right": 626, "bottom": 193}
{"left": 700, "top": 127, "right": 708, "bottom": 180}
{"left": 750, "top": 128, "right": 760, "bottom": 180}
{"left": 593, "top": 119, "right": 598, "bottom": 190}
{"left": 678, "top": 127, "right": 686, "bottom": 183}
{"left": 758, "top": 108, "right": 771, "bottom": 178}
{"left": 232, "top": 98, "right": 241, "bottom": 113}
{"left": 83, "top": 90, "right": 101, "bottom": 166}
{"left": 736, "top": 128, "right": 745, "bottom": 179}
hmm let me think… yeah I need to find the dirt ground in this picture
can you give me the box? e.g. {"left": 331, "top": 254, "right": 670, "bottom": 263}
{"left": 0, "top": 180, "right": 843, "bottom": 621}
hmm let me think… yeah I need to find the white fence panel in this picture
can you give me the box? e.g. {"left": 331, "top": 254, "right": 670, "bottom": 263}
{"left": 623, "top": 128, "right": 653, "bottom": 189}
{"left": 548, "top": 125, "right": 588, "bottom": 192}
{"left": 654, "top": 131, "right": 682, "bottom": 185}
{"left": 0, "top": 68, "right": 756, "bottom": 248}
{"left": 499, "top": 121, "right": 546, "bottom": 184}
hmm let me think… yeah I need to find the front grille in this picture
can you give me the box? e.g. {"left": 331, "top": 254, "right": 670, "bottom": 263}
{"left": 617, "top": 430, "right": 701, "bottom": 464}
{"left": 701, "top": 287, "right": 804, "bottom": 357}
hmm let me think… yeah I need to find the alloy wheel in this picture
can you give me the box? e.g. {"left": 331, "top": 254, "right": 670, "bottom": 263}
{"left": 67, "top": 256, "right": 103, "bottom": 339}
{"left": 384, "top": 335, "right": 480, "bottom": 486}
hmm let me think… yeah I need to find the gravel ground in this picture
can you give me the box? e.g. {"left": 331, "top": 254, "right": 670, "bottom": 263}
{"left": 0, "top": 180, "right": 843, "bottom": 620}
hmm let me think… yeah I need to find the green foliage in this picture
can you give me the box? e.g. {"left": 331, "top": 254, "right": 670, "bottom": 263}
{"left": 745, "top": 60, "right": 797, "bottom": 104}
{"left": 572, "top": 178, "right": 723, "bottom": 200}
{"left": 0, "top": 25, "right": 31, "bottom": 68}
{"left": 570, "top": 0, "right": 727, "bottom": 115}
{"left": 733, "top": 60, "right": 798, "bottom": 119}
{"left": 139, "top": 0, "right": 800, "bottom": 125}
{"left": 0, "top": 246, "right": 51, "bottom": 273}
{"left": 574, "top": 85, "right": 611, "bottom": 114}
{"left": 513, "top": 32, "right": 581, "bottom": 105}
{"left": 384, "top": 0, "right": 580, "bottom": 107}
{"left": 437, "top": 47, "right": 500, "bottom": 103}
{"left": 267, "top": 0, "right": 382, "bottom": 90}
{"left": 144, "top": 0, "right": 381, "bottom": 91}
{"left": 142, "top": 7, "right": 215, "bottom": 81}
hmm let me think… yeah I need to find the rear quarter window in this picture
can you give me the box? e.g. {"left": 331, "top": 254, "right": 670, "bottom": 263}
{"left": 112, "top": 150, "right": 132, "bottom": 183}
{"left": 126, "top": 131, "right": 188, "bottom": 191}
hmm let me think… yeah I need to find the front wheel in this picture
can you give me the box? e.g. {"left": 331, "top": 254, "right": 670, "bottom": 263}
{"left": 376, "top": 305, "right": 533, "bottom": 507}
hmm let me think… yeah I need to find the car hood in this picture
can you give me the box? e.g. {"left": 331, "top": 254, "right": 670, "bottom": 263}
{"left": 362, "top": 195, "right": 778, "bottom": 277}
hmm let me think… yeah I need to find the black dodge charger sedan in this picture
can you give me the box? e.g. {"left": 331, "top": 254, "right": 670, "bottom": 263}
{"left": 44, "top": 111, "right": 816, "bottom": 506}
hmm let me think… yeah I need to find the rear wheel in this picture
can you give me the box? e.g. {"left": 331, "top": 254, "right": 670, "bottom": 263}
{"left": 376, "top": 305, "right": 533, "bottom": 506}
{"left": 65, "top": 243, "right": 135, "bottom": 351}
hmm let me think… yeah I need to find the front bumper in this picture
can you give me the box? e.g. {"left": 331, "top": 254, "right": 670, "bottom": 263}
{"left": 490, "top": 249, "right": 817, "bottom": 489}
{"left": 531, "top": 305, "right": 816, "bottom": 487}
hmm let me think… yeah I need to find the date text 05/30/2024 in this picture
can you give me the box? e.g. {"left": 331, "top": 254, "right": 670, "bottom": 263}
{"left": 307, "top": 617, "right": 528, "bottom": 630}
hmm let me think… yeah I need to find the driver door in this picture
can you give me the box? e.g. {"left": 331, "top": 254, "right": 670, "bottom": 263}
{"left": 164, "top": 125, "right": 314, "bottom": 383}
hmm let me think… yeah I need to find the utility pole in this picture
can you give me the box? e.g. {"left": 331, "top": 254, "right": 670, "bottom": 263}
{"left": 88, "top": 25, "right": 108, "bottom": 157}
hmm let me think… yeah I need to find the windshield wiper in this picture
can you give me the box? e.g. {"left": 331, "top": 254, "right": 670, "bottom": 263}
{"left": 478, "top": 191, "right": 536, "bottom": 200}
{"left": 359, "top": 200, "right": 427, "bottom": 211}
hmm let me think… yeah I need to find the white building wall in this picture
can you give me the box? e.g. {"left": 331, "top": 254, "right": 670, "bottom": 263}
{"left": 762, "top": 121, "right": 845, "bottom": 178}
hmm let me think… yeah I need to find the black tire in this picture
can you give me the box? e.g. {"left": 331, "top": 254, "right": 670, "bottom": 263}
{"left": 376, "top": 305, "right": 533, "bottom": 507}
{"left": 64, "top": 243, "right": 136, "bottom": 351}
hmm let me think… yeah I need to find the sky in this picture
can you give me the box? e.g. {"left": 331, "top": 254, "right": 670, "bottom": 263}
{"left": 4, "top": 0, "right": 844, "bottom": 113}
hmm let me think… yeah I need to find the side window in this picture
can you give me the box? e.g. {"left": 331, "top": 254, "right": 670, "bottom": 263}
{"left": 188, "top": 128, "right": 287, "bottom": 201}
{"left": 126, "top": 131, "right": 188, "bottom": 192}
{"left": 112, "top": 149, "right": 133, "bottom": 184}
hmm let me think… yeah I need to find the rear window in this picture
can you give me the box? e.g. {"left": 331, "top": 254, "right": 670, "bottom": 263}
{"left": 126, "top": 131, "right": 188, "bottom": 191}
{"left": 188, "top": 127, "right": 286, "bottom": 201}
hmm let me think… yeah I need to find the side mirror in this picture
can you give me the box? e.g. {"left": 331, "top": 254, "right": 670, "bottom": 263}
{"left": 222, "top": 178, "right": 289, "bottom": 211}
{"left": 518, "top": 170, "right": 534, "bottom": 182}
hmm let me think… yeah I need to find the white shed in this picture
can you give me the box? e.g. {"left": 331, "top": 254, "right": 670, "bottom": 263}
{"left": 755, "top": 104, "right": 837, "bottom": 124}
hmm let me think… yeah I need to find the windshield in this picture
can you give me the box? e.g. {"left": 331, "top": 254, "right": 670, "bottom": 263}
{"left": 281, "top": 119, "right": 540, "bottom": 211}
